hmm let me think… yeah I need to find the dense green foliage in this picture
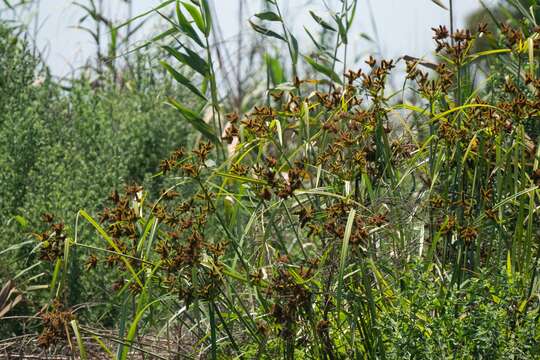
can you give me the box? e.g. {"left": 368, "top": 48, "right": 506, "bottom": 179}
{"left": 379, "top": 266, "right": 539, "bottom": 358}
{"left": 1, "top": 1, "right": 540, "bottom": 359}
{"left": 0, "top": 23, "right": 193, "bottom": 284}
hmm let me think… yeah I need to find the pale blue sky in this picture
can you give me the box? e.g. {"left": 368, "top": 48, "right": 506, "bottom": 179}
{"left": 1, "top": 0, "right": 489, "bottom": 77}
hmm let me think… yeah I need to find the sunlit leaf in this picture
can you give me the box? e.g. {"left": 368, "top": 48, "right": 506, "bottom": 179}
{"left": 334, "top": 14, "right": 348, "bottom": 44}
{"left": 167, "top": 98, "right": 220, "bottom": 144}
{"left": 160, "top": 61, "right": 207, "bottom": 101}
{"left": 200, "top": 0, "right": 212, "bottom": 35}
{"left": 181, "top": 1, "right": 205, "bottom": 34}
{"left": 304, "top": 55, "right": 342, "bottom": 84}
{"left": 255, "top": 11, "right": 281, "bottom": 22}
{"left": 162, "top": 45, "right": 209, "bottom": 76}
{"left": 309, "top": 10, "right": 336, "bottom": 32}
{"left": 175, "top": 1, "right": 204, "bottom": 47}
{"left": 249, "top": 20, "right": 286, "bottom": 42}
{"left": 430, "top": 0, "right": 448, "bottom": 10}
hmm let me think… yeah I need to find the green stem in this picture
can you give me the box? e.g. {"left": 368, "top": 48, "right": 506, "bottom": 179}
{"left": 209, "top": 302, "right": 217, "bottom": 360}
{"left": 274, "top": 1, "right": 297, "bottom": 80}
{"left": 200, "top": 0, "right": 225, "bottom": 161}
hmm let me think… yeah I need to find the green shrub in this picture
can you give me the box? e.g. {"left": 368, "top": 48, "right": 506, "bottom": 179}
{"left": 0, "top": 22, "right": 196, "bottom": 300}
{"left": 379, "top": 264, "right": 540, "bottom": 359}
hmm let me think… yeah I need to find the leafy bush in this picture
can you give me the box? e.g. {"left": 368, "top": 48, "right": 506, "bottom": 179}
{"left": 379, "top": 264, "right": 539, "bottom": 358}
{"left": 0, "top": 22, "right": 195, "bottom": 300}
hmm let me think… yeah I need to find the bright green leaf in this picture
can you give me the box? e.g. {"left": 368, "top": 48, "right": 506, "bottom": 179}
{"left": 167, "top": 98, "right": 220, "bottom": 144}
{"left": 181, "top": 1, "right": 206, "bottom": 34}
{"left": 160, "top": 61, "right": 207, "bottom": 101}
{"left": 254, "top": 11, "right": 282, "bottom": 22}
{"left": 304, "top": 55, "right": 342, "bottom": 84}
{"left": 249, "top": 20, "right": 286, "bottom": 42}
{"left": 309, "top": 11, "right": 336, "bottom": 31}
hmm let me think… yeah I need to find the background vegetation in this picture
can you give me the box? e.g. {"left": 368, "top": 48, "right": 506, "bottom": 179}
{"left": 0, "top": 19, "right": 196, "bottom": 330}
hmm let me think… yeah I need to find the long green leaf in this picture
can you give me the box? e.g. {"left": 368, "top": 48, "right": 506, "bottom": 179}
{"left": 118, "top": 27, "right": 179, "bottom": 58}
{"left": 304, "top": 56, "right": 342, "bottom": 84}
{"left": 182, "top": 45, "right": 210, "bottom": 75}
{"left": 175, "top": 1, "right": 204, "bottom": 47}
{"left": 430, "top": 0, "right": 448, "bottom": 10}
{"left": 160, "top": 61, "right": 207, "bottom": 100}
{"left": 309, "top": 11, "right": 336, "bottom": 31}
{"left": 255, "top": 11, "right": 282, "bottom": 22}
{"left": 70, "top": 320, "right": 88, "bottom": 360}
{"left": 162, "top": 45, "right": 209, "bottom": 76}
{"left": 337, "top": 208, "right": 356, "bottom": 314}
{"left": 181, "top": 1, "right": 206, "bottom": 33}
{"left": 199, "top": 0, "right": 212, "bottom": 35}
{"left": 249, "top": 20, "right": 286, "bottom": 42}
{"left": 115, "top": 0, "right": 175, "bottom": 31}
{"left": 167, "top": 98, "right": 220, "bottom": 144}
{"left": 92, "top": 336, "right": 114, "bottom": 358}
{"left": 334, "top": 15, "right": 348, "bottom": 44}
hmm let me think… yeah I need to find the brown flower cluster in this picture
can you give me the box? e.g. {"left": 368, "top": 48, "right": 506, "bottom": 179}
{"left": 500, "top": 23, "right": 524, "bottom": 48}
{"left": 97, "top": 185, "right": 144, "bottom": 271}
{"left": 432, "top": 25, "right": 472, "bottom": 62}
{"left": 159, "top": 147, "right": 228, "bottom": 302}
{"left": 267, "top": 259, "right": 317, "bottom": 339}
{"left": 33, "top": 213, "right": 66, "bottom": 262}
{"left": 90, "top": 145, "right": 228, "bottom": 303}
{"left": 37, "top": 300, "right": 74, "bottom": 349}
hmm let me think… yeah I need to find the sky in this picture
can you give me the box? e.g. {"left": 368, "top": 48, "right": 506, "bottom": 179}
{"left": 0, "top": 0, "right": 489, "bottom": 77}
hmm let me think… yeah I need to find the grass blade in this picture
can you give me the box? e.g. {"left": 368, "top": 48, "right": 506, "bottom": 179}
{"left": 337, "top": 208, "right": 356, "bottom": 314}
{"left": 167, "top": 98, "right": 221, "bottom": 144}
{"left": 70, "top": 319, "right": 88, "bottom": 360}
{"left": 160, "top": 61, "right": 207, "bottom": 101}
{"left": 304, "top": 55, "right": 342, "bottom": 84}
{"left": 79, "top": 210, "right": 143, "bottom": 287}
{"left": 430, "top": 0, "right": 448, "bottom": 10}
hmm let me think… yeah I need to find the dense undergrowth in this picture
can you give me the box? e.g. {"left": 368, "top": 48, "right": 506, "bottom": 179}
{"left": 1, "top": 0, "right": 540, "bottom": 359}
{"left": 0, "top": 21, "right": 196, "bottom": 334}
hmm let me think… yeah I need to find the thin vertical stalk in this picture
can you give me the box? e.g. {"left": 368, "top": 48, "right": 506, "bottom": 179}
{"left": 236, "top": 0, "right": 244, "bottom": 112}
{"left": 342, "top": 0, "right": 349, "bottom": 80}
{"left": 273, "top": 1, "right": 298, "bottom": 80}
{"left": 32, "top": 0, "right": 40, "bottom": 57}
{"left": 428, "top": 97, "right": 436, "bottom": 261}
{"left": 199, "top": 0, "right": 224, "bottom": 159}
{"left": 208, "top": 302, "right": 217, "bottom": 360}
{"left": 126, "top": 0, "right": 133, "bottom": 45}
{"left": 449, "top": 0, "right": 454, "bottom": 46}
{"left": 97, "top": 0, "right": 103, "bottom": 74}
{"left": 330, "top": 0, "right": 347, "bottom": 87}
